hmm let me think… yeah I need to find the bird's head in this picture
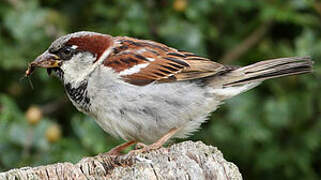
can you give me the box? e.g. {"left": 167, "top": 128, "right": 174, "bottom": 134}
{"left": 27, "top": 31, "right": 113, "bottom": 84}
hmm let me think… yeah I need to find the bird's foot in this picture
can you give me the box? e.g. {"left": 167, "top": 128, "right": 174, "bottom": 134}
{"left": 135, "top": 142, "right": 147, "bottom": 150}
{"left": 104, "top": 140, "right": 137, "bottom": 156}
{"left": 127, "top": 128, "right": 179, "bottom": 156}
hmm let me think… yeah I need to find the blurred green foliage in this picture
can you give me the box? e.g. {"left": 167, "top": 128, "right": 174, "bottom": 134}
{"left": 0, "top": 0, "right": 320, "bottom": 179}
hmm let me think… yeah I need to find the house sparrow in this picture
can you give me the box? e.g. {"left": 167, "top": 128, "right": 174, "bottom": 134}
{"left": 26, "top": 31, "right": 313, "bottom": 154}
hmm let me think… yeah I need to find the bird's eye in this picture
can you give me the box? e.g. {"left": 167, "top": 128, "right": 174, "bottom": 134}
{"left": 59, "top": 46, "right": 74, "bottom": 60}
{"left": 63, "top": 48, "right": 71, "bottom": 55}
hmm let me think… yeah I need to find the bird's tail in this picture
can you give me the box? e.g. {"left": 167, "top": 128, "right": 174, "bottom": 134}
{"left": 208, "top": 56, "right": 313, "bottom": 99}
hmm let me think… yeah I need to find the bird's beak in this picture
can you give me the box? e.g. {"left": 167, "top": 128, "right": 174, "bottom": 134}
{"left": 30, "top": 51, "right": 61, "bottom": 68}
{"left": 26, "top": 51, "right": 62, "bottom": 76}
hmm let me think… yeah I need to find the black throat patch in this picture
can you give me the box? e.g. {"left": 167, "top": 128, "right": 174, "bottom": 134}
{"left": 52, "top": 68, "right": 64, "bottom": 80}
{"left": 64, "top": 82, "right": 91, "bottom": 112}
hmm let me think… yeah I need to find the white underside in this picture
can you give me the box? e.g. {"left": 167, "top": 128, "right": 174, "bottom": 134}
{"left": 61, "top": 47, "right": 260, "bottom": 143}
{"left": 74, "top": 65, "right": 259, "bottom": 143}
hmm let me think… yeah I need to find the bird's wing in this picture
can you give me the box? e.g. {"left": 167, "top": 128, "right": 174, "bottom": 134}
{"left": 103, "top": 36, "right": 230, "bottom": 86}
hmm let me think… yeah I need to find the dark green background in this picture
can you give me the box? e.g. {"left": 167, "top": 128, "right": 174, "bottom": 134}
{"left": 0, "top": 0, "right": 320, "bottom": 179}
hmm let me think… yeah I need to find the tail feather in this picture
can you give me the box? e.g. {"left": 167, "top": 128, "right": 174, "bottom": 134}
{"left": 221, "top": 56, "right": 313, "bottom": 87}
{"left": 208, "top": 56, "right": 313, "bottom": 99}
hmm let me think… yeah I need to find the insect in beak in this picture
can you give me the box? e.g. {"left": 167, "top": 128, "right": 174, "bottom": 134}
{"left": 25, "top": 51, "right": 61, "bottom": 77}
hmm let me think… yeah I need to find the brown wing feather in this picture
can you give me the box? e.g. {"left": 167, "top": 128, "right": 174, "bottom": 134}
{"left": 104, "top": 36, "right": 228, "bottom": 86}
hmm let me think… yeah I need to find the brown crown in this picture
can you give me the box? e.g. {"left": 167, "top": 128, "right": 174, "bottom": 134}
{"left": 66, "top": 34, "right": 112, "bottom": 61}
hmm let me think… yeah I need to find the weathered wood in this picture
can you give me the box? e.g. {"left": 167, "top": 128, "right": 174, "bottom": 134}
{"left": 0, "top": 141, "right": 242, "bottom": 180}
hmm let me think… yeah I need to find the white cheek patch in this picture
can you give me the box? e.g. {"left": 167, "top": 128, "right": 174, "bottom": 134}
{"left": 61, "top": 53, "right": 97, "bottom": 86}
{"left": 119, "top": 63, "right": 149, "bottom": 76}
{"left": 97, "top": 48, "right": 112, "bottom": 65}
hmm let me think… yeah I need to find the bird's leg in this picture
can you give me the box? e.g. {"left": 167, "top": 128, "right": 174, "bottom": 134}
{"left": 131, "top": 127, "right": 179, "bottom": 153}
{"left": 105, "top": 140, "right": 137, "bottom": 156}
{"left": 135, "top": 142, "right": 147, "bottom": 150}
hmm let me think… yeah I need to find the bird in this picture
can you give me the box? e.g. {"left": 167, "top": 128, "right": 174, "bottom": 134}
{"left": 26, "top": 31, "right": 313, "bottom": 155}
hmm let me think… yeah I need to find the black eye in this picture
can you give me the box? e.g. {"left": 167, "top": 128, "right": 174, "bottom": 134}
{"left": 59, "top": 46, "right": 74, "bottom": 60}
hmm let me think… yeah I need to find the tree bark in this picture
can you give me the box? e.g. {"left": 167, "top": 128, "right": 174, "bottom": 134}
{"left": 0, "top": 141, "right": 242, "bottom": 180}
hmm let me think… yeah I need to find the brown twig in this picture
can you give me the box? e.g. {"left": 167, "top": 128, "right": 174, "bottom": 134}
{"left": 221, "top": 21, "right": 273, "bottom": 64}
{"left": 146, "top": 0, "right": 160, "bottom": 39}
{"left": 314, "top": 2, "right": 321, "bottom": 17}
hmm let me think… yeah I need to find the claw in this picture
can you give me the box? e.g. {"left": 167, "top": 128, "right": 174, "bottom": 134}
{"left": 135, "top": 142, "right": 148, "bottom": 150}
{"left": 127, "top": 128, "right": 179, "bottom": 155}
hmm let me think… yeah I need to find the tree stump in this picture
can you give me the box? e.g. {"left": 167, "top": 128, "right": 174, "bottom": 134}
{"left": 0, "top": 141, "right": 242, "bottom": 180}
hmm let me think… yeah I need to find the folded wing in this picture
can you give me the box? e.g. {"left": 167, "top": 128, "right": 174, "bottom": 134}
{"left": 103, "top": 36, "right": 229, "bottom": 86}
